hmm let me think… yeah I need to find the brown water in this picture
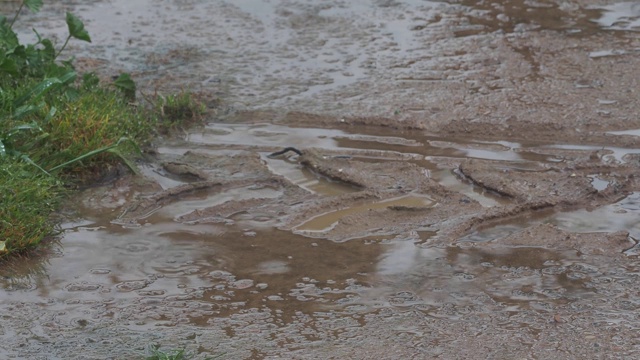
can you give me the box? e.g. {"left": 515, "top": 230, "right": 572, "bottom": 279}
{"left": 294, "top": 195, "right": 435, "bottom": 232}
{"left": 4, "top": 0, "right": 640, "bottom": 359}
{"left": 3, "top": 120, "right": 640, "bottom": 358}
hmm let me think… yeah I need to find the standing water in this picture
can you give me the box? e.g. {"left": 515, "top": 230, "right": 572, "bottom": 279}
{"left": 3, "top": 0, "right": 640, "bottom": 359}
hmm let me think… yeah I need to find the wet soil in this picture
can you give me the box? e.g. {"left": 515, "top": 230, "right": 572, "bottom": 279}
{"left": 3, "top": 0, "right": 640, "bottom": 359}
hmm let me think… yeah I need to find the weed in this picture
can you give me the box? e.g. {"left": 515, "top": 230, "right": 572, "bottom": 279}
{"left": 145, "top": 346, "right": 188, "bottom": 360}
{"left": 146, "top": 90, "right": 207, "bottom": 132}
{"left": 144, "top": 345, "right": 224, "bottom": 360}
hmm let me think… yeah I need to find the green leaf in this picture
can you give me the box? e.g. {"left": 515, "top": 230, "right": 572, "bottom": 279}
{"left": 0, "top": 21, "right": 19, "bottom": 50}
{"left": 13, "top": 77, "right": 63, "bottom": 107}
{"left": 12, "top": 103, "right": 42, "bottom": 120}
{"left": 0, "top": 139, "right": 5, "bottom": 156}
{"left": 58, "top": 69, "right": 77, "bottom": 84}
{"left": 41, "top": 38, "right": 54, "bottom": 52}
{"left": 114, "top": 73, "right": 136, "bottom": 91}
{"left": 0, "top": 57, "right": 18, "bottom": 75}
{"left": 43, "top": 106, "right": 57, "bottom": 124}
{"left": 9, "top": 122, "right": 41, "bottom": 132}
{"left": 114, "top": 73, "right": 136, "bottom": 100}
{"left": 44, "top": 62, "right": 74, "bottom": 79}
{"left": 65, "top": 13, "right": 91, "bottom": 43}
{"left": 82, "top": 72, "right": 100, "bottom": 89}
{"left": 113, "top": 73, "right": 136, "bottom": 101}
{"left": 61, "top": 57, "right": 75, "bottom": 69}
{"left": 40, "top": 38, "right": 56, "bottom": 62}
{"left": 9, "top": 44, "right": 26, "bottom": 58}
{"left": 24, "top": 0, "right": 44, "bottom": 13}
{"left": 63, "top": 87, "right": 79, "bottom": 101}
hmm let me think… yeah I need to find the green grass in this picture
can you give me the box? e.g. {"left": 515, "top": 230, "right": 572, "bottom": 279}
{"left": 0, "top": 158, "right": 62, "bottom": 253}
{"left": 145, "top": 346, "right": 188, "bottom": 360}
{"left": 0, "top": 1, "right": 214, "bottom": 257}
{"left": 0, "top": 71, "right": 152, "bottom": 256}
{"left": 149, "top": 90, "right": 207, "bottom": 132}
{"left": 3, "top": 83, "right": 149, "bottom": 172}
{"left": 35, "top": 87, "right": 150, "bottom": 177}
{"left": 144, "top": 345, "right": 224, "bottom": 360}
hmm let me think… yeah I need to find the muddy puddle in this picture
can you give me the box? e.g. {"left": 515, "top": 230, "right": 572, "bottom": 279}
{"left": 4, "top": 0, "right": 640, "bottom": 359}
{"left": 4, "top": 119, "right": 640, "bottom": 359}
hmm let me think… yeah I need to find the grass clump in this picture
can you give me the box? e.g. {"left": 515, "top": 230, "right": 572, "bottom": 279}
{"left": 144, "top": 345, "right": 224, "bottom": 360}
{"left": 145, "top": 346, "right": 188, "bottom": 360}
{"left": 149, "top": 90, "right": 207, "bottom": 132}
{"left": 3, "top": 80, "right": 148, "bottom": 177}
{"left": 32, "top": 86, "right": 149, "bottom": 177}
{"left": 0, "top": 158, "right": 61, "bottom": 253}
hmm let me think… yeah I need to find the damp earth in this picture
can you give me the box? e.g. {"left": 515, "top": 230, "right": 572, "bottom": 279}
{"left": 4, "top": 0, "right": 640, "bottom": 359}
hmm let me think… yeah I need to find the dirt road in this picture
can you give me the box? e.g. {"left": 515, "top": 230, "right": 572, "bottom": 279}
{"left": 3, "top": 1, "right": 640, "bottom": 359}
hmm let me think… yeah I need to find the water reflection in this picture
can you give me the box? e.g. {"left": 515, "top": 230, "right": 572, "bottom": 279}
{"left": 591, "top": 2, "right": 640, "bottom": 31}
{"left": 0, "top": 213, "right": 617, "bottom": 321}
{"left": 552, "top": 192, "right": 640, "bottom": 239}
{"left": 364, "top": 240, "right": 596, "bottom": 312}
{"left": 462, "top": 192, "right": 640, "bottom": 243}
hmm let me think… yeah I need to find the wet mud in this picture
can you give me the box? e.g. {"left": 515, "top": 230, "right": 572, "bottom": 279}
{"left": 4, "top": 0, "right": 640, "bottom": 359}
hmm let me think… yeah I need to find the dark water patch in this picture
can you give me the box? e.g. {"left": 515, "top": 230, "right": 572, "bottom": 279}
{"left": 451, "top": 0, "right": 606, "bottom": 36}
{"left": 2, "top": 121, "right": 637, "bottom": 339}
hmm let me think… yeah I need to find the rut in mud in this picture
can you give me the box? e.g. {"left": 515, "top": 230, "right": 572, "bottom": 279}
{"left": 3, "top": 0, "right": 640, "bottom": 359}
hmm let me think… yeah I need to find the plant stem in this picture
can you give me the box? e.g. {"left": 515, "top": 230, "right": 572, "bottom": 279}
{"left": 55, "top": 35, "right": 71, "bottom": 60}
{"left": 9, "top": 1, "right": 26, "bottom": 29}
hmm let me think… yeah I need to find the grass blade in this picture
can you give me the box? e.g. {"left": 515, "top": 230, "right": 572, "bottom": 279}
{"left": 48, "top": 137, "right": 138, "bottom": 173}
{"left": 13, "top": 77, "right": 63, "bottom": 108}
{"left": 20, "top": 154, "right": 51, "bottom": 176}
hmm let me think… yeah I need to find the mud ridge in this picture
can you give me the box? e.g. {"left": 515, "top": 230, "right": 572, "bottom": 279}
{"left": 115, "top": 180, "right": 224, "bottom": 223}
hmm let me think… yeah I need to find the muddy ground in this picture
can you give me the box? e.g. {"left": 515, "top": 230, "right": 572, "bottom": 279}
{"left": 3, "top": 0, "right": 640, "bottom": 359}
